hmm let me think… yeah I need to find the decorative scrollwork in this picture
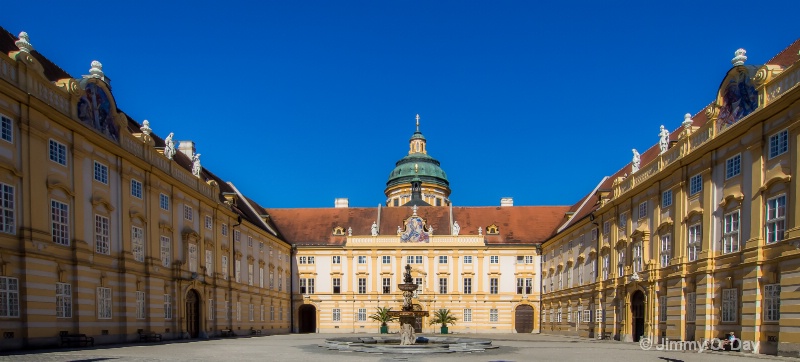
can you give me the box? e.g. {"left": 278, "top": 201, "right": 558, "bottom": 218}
{"left": 753, "top": 66, "right": 770, "bottom": 86}
{"left": 56, "top": 78, "right": 82, "bottom": 96}
{"left": 705, "top": 103, "right": 720, "bottom": 120}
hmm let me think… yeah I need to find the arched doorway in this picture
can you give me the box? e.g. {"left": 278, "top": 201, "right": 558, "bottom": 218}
{"left": 630, "top": 290, "right": 645, "bottom": 342}
{"left": 298, "top": 304, "right": 316, "bottom": 333}
{"left": 515, "top": 304, "right": 534, "bottom": 333}
{"left": 413, "top": 304, "right": 423, "bottom": 333}
{"left": 185, "top": 289, "right": 200, "bottom": 338}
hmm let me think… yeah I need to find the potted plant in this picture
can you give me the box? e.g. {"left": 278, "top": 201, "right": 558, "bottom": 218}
{"left": 369, "top": 306, "right": 397, "bottom": 334}
{"left": 429, "top": 308, "right": 457, "bottom": 334}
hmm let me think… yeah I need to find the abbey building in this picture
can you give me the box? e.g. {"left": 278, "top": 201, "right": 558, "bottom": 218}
{"left": 1, "top": 25, "right": 799, "bottom": 356}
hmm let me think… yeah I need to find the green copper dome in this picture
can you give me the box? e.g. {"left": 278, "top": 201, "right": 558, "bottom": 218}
{"left": 386, "top": 151, "right": 449, "bottom": 188}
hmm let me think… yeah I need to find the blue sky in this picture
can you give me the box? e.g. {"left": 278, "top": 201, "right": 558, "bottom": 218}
{"left": 4, "top": 1, "right": 799, "bottom": 208}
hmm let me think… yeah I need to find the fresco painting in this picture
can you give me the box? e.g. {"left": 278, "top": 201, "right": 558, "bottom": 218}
{"left": 77, "top": 83, "right": 119, "bottom": 141}
{"left": 718, "top": 71, "right": 758, "bottom": 129}
{"left": 400, "top": 216, "right": 430, "bottom": 243}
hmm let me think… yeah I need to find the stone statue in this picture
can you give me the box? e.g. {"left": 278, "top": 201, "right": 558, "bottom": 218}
{"left": 631, "top": 149, "right": 640, "bottom": 173}
{"left": 452, "top": 221, "right": 460, "bottom": 236}
{"left": 400, "top": 323, "right": 416, "bottom": 345}
{"left": 658, "top": 125, "right": 669, "bottom": 154}
{"left": 347, "top": 227, "right": 352, "bottom": 236}
{"left": 403, "top": 264, "right": 413, "bottom": 284}
{"left": 371, "top": 221, "right": 378, "bottom": 236}
{"left": 164, "top": 132, "right": 176, "bottom": 160}
{"left": 397, "top": 226, "right": 402, "bottom": 235}
{"left": 478, "top": 226, "right": 483, "bottom": 236}
{"left": 191, "top": 153, "right": 202, "bottom": 177}
{"left": 427, "top": 225, "right": 433, "bottom": 235}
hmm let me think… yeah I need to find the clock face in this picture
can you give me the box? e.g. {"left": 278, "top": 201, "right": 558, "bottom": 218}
{"left": 77, "top": 82, "right": 119, "bottom": 141}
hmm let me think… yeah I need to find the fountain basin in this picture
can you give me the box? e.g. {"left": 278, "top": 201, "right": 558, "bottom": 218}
{"left": 322, "top": 336, "right": 496, "bottom": 354}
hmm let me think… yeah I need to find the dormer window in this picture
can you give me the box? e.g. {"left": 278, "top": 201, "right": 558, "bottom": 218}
{"left": 332, "top": 226, "right": 345, "bottom": 236}
{"left": 487, "top": 224, "right": 499, "bottom": 235}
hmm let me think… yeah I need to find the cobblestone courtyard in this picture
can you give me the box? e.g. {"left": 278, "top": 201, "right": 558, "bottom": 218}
{"left": 1, "top": 334, "right": 794, "bottom": 362}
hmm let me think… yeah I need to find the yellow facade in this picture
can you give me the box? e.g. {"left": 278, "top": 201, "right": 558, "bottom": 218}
{"left": 0, "top": 37, "right": 291, "bottom": 349}
{"left": 541, "top": 50, "right": 800, "bottom": 356}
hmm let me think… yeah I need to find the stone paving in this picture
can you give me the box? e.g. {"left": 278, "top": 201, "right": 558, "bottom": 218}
{"left": 1, "top": 333, "right": 796, "bottom": 362}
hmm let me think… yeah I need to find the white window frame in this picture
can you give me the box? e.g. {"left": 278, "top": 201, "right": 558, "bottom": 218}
{"left": 659, "top": 295, "right": 667, "bottom": 322}
{"left": 358, "top": 255, "right": 367, "bottom": 264}
{"left": 463, "top": 277, "right": 472, "bottom": 294}
{"left": 357, "top": 308, "right": 367, "bottom": 322}
{"left": 602, "top": 254, "right": 609, "bottom": 280}
{"left": 722, "top": 288, "right": 738, "bottom": 323}
{"left": 130, "top": 179, "right": 142, "bottom": 199}
{"left": 358, "top": 278, "right": 367, "bottom": 294}
{"left": 95, "top": 214, "right": 110, "bottom": 255}
{"left": 56, "top": 282, "right": 72, "bottom": 318}
{"left": 463, "top": 308, "right": 472, "bottom": 322}
{"left": 332, "top": 277, "right": 341, "bottom": 294}
{"left": 489, "top": 308, "right": 498, "bottom": 322}
{"left": 660, "top": 234, "right": 671, "bottom": 268}
{"left": 463, "top": 255, "right": 472, "bottom": 264}
{"left": 382, "top": 255, "right": 391, "bottom": 264}
{"left": 490, "top": 278, "right": 498, "bottom": 294}
{"left": 132, "top": 226, "right": 145, "bottom": 262}
{"left": 689, "top": 174, "right": 702, "bottom": 196}
{"left": 160, "top": 236, "right": 171, "bottom": 267}
{"left": 382, "top": 277, "right": 391, "bottom": 294}
{"left": 0, "top": 183, "right": 14, "bottom": 235}
{"left": 332, "top": 308, "right": 341, "bottom": 322}
{"left": 159, "top": 193, "right": 169, "bottom": 211}
{"left": 765, "top": 284, "right": 781, "bottom": 322}
{"left": 205, "top": 250, "right": 213, "bottom": 276}
{"left": 49, "top": 139, "right": 67, "bottom": 166}
{"left": 726, "top": 154, "right": 741, "bottom": 179}
{"left": 0, "top": 276, "right": 19, "bottom": 317}
{"left": 221, "top": 223, "right": 228, "bottom": 236}
{"left": 209, "top": 299, "right": 215, "bottom": 320}
{"left": 188, "top": 244, "right": 198, "bottom": 273}
{"left": 638, "top": 201, "right": 647, "bottom": 220}
{"left": 662, "top": 189, "right": 672, "bottom": 208}
{"left": 617, "top": 250, "right": 625, "bottom": 277}
{"left": 766, "top": 194, "right": 786, "bottom": 244}
{"left": 439, "top": 277, "right": 448, "bottom": 294}
{"left": 332, "top": 255, "right": 341, "bottom": 264}
{"left": 51, "top": 200, "right": 70, "bottom": 246}
{"left": 768, "top": 129, "right": 789, "bottom": 159}
{"left": 686, "top": 292, "right": 696, "bottom": 322}
{"left": 136, "top": 291, "right": 146, "bottom": 319}
{"left": 97, "top": 287, "right": 112, "bottom": 319}
{"left": 438, "top": 255, "right": 448, "bottom": 264}
{"left": 235, "top": 259, "right": 241, "bottom": 283}
{"left": 222, "top": 255, "right": 229, "bottom": 280}
{"left": 688, "top": 224, "right": 701, "bottom": 262}
{"left": 490, "top": 255, "right": 499, "bottom": 264}
{"left": 723, "top": 210, "right": 740, "bottom": 253}
{"left": 0, "top": 115, "right": 12, "bottom": 143}
{"left": 93, "top": 161, "right": 108, "bottom": 185}
{"left": 603, "top": 220, "right": 611, "bottom": 236}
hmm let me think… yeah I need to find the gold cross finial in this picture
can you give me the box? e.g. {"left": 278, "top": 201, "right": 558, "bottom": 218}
{"left": 415, "top": 114, "right": 420, "bottom": 131}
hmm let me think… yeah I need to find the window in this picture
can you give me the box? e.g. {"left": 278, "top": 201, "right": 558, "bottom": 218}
{"left": 768, "top": 129, "right": 789, "bottom": 159}
{"left": 249, "top": 304, "right": 254, "bottom": 321}
{"left": 358, "top": 278, "right": 366, "bottom": 294}
{"left": 688, "top": 224, "right": 701, "bottom": 261}
{"left": 51, "top": 200, "right": 69, "bottom": 246}
{"left": 490, "top": 256, "right": 498, "bottom": 264}
{"left": 438, "top": 278, "right": 447, "bottom": 294}
{"left": 307, "top": 256, "right": 315, "bottom": 264}
{"left": 568, "top": 306, "right": 572, "bottom": 322}
{"left": 332, "top": 255, "right": 341, "bottom": 264}
{"left": 299, "top": 278, "right": 314, "bottom": 294}
{"left": 183, "top": 205, "right": 193, "bottom": 221}
{"left": 689, "top": 174, "right": 702, "bottom": 195}
{"left": 558, "top": 270, "right": 563, "bottom": 289}
{"left": 726, "top": 154, "right": 741, "bottom": 179}
{"left": 463, "top": 256, "right": 472, "bottom": 264}
{"left": 234, "top": 230, "right": 240, "bottom": 242}
{"left": 638, "top": 201, "right": 647, "bottom": 220}
{"left": 259, "top": 267, "right": 264, "bottom": 288}
{"left": 414, "top": 277, "right": 423, "bottom": 297}
{"left": 722, "top": 288, "right": 738, "bottom": 323}
{"left": 518, "top": 255, "right": 533, "bottom": 264}
{"left": 0, "top": 115, "right": 11, "bottom": 143}
{"left": 632, "top": 242, "right": 642, "bottom": 273}
{"left": 332, "top": 278, "right": 341, "bottom": 294}
{"left": 595, "top": 309, "right": 603, "bottom": 323}
{"left": 166, "top": 295, "right": 174, "bottom": 319}
{"left": 617, "top": 250, "right": 625, "bottom": 277}
{"left": 299, "top": 256, "right": 307, "bottom": 264}
{"left": 221, "top": 223, "right": 228, "bottom": 236}
{"left": 438, "top": 255, "right": 448, "bottom": 264}
{"left": 591, "top": 228, "right": 598, "bottom": 242}
{"left": 247, "top": 263, "right": 253, "bottom": 285}
{"left": 602, "top": 254, "right": 609, "bottom": 280}
{"left": 205, "top": 215, "right": 212, "bottom": 229}
{"left": 662, "top": 190, "right": 673, "bottom": 208}
{"left": 583, "top": 309, "right": 591, "bottom": 323}
{"left": 136, "top": 291, "right": 146, "bottom": 319}
{"left": 332, "top": 308, "right": 341, "bottom": 322}
{"left": 723, "top": 210, "right": 740, "bottom": 253}
{"left": 358, "top": 255, "right": 367, "bottom": 264}
{"left": 489, "top": 308, "right": 498, "bottom": 322}
{"left": 49, "top": 139, "right": 67, "bottom": 166}
{"left": 236, "top": 302, "right": 241, "bottom": 321}
{"left": 159, "top": 193, "right": 169, "bottom": 211}
{"left": 235, "top": 260, "right": 241, "bottom": 283}
{"left": 130, "top": 179, "right": 142, "bottom": 199}
{"left": 260, "top": 304, "right": 264, "bottom": 321}
{"left": 0, "top": 183, "right": 13, "bottom": 235}
{"left": 93, "top": 161, "right": 108, "bottom": 184}
{"left": 358, "top": 308, "right": 366, "bottom": 322}
{"left": 765, "top": 284, "right": 781, "bottom": 322}
{"left": 382, "top": 278, "right": 391, "bottom": 294}
{"left": 659, "top": 296, "right": 667, "bottom": 322}
{"left": 603, "top": 220, "right": 611, "bottom": 236}
{"left": 131, "top": 226, "right": 145, "bottom": 263}
{"left": 660, "top": 234, "right": 671, "bottom": 268}
{"left": 463, "top": 308, "right": 472, "bottom": 322}
{"left": 222, "top": 255, "right": 229, "bottom": 280}
{"left": 247, "top": 236, "right": 253, "bottom": 247}
{"left": 95, "top": 215, "right": 110, "bottom": 255}
{"left": 160, "top": 236, "right": 171, "bottom": 267}
{"left": 382, "top": 255, "right": 391, "bottom": 264}
{"left": 766, "top": 194, "right": 786, "bottom": 243}
{"left": 205, "top": 250, "right": 213, "bottom": 276}
{"left": 490, "top": 278, "right": 498, "bottom": 294}
{"left": 97, "top": 287, "right": 112, "bottom": 319}
{"left": 270, "top": 305, "right": 274, "bottom": 321}
{"left": 56, "top": 282, "right": 72, "bottom": 318}
{"left": 208, "top": 300, "right": 215, "bottom": 320}
{"left": 618, "top": 213, "right": 627, "bottom": 235}
{"left": 686, "top": 292, "right": 696, "bottom": 322}
{"left": 463, "top": 278, "right": 472, "bottom": 294}
{"left": 517, "top": 278, "right": 533, "bottom": 294}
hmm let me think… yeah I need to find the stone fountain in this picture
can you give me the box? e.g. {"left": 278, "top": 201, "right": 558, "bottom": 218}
{"left": 389, "top": 264, "right": 429, "bottom": 345}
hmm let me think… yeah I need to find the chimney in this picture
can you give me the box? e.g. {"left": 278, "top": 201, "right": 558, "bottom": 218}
{"left": 501, "top": 197, "right": 514, "bottom": 207}
{"left": 334, "top": 198, "right": 349, "bottom": 208}
{"left": 178, "top": 141, "right": 195, "bottom": 158}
